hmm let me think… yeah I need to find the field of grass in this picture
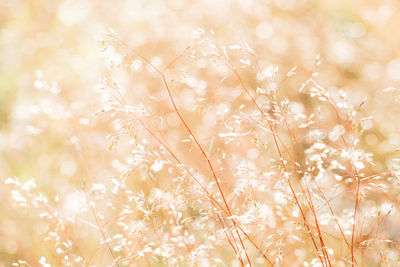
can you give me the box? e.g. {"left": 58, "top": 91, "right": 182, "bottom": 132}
{"left": 1, "top": 0, "right": 400, "bottom": 266}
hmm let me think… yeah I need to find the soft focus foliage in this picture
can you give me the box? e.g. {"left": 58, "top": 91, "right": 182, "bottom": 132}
{"left": 2, "top": 0, "right": 400, "bottom": 266}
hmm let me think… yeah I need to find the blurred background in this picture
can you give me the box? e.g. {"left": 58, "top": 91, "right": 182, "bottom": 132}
{"left": 1, "top": 0, "right": 400, "bottom": 266}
